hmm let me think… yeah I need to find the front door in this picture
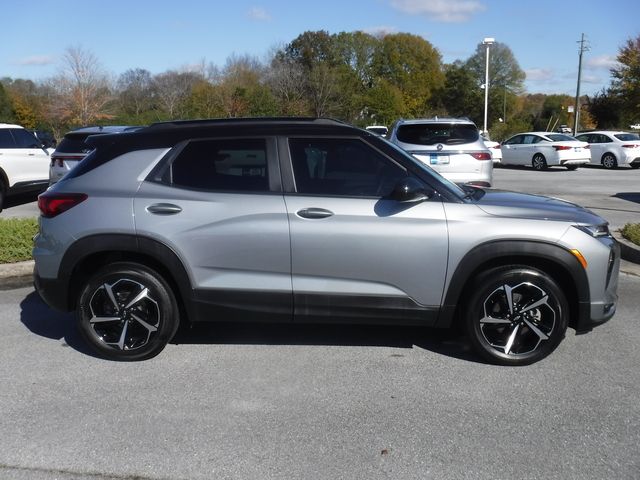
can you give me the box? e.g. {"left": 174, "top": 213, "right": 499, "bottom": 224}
{"left": 284, "top": 137, "right": 449, "bottom": 325}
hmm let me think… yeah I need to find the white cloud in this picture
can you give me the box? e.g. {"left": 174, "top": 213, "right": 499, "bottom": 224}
{"left": 585, "top": 54, "right": 619, "bottom": 71}
{"left": 390, "top": 0, "right": 485, "bottom": 23}
{"left": 15, "top": 55, "right": 56, "bottom": 66}
{"left": 247, "top": 7, "right": 271, "bottom": 21}
{"left": 362, "top": 25, "right": 398, "bottom": 37}
{"left": 525, "top": 68, "right": 554, "bottom": 81}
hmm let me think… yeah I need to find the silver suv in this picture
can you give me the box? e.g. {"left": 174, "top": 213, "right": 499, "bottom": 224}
{"left": 388, "top": 117, "right": 493, "bottom": 187}
{"left": 33, "top": 118, "right": 619, "bottom": 365}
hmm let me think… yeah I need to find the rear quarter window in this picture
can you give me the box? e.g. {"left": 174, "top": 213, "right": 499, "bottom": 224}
{"left": 56, "top": 134, "right": 93, "bottom": 153}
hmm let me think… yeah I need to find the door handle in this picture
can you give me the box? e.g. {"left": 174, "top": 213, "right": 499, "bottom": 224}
{"left": 297, "top": 208, "right": 334, "bottom": 219}
{"left": 147, "top": 203, "right": 182, "bottom": 215}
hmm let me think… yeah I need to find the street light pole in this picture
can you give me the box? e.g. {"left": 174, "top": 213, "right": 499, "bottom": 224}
{"left": 482, "top": 37, "right": 495, "bottom": 135}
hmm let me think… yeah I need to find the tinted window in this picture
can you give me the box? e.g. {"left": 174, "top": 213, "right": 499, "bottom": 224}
{"left": 615, "top": 133, "right": 640, "bottom": 141}
{"left": 0, "top": 130, "right": 15, "bottom": 148}
{"left": 575, "top": 134, "right": 589, "bottom": 142}
{"left": 289, "top": 138, "right": 406, "bottom": 197}
{"left": 11, "top": 129, "right": 41, "bottom": 148}
{"left": 396, "top": 123, "right": 479, "bottom": 145}
{"left": 504, "top": 135, "right": 523, "bottom": 145}
{"left": 167, "top": 139, "right": 269, "bottom": 192}
{"left": 546, "top": 134, "right": 575, "bottom": 142}
{"left": 56, "top": 134, "right": 94, "bottom": 153}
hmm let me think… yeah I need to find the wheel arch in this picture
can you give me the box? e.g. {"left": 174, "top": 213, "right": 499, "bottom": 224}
{"left": 56, "top": 234, "right": 194, "bottom": 323}
{"left": 438, "top": 240, "right": 589, "bottom": 331}
{"left": 600, "top": 151, "right": 617, "bottom": 161}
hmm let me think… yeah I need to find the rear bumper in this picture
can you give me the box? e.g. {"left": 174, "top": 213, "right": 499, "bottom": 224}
{"left": 33, "top": 265, "right": 71, "bottom": 312}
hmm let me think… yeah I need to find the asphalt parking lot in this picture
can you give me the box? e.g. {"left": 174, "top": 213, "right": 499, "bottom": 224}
{"left": 0, "top": 165, "right": 639, "bottom": 479}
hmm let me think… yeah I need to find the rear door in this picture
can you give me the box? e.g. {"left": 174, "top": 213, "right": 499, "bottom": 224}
{"left": 282, "top": 136, "right": 448, "bottom": 325}
{"left": 134, "top": 136, "right": 292, "bottom": 322}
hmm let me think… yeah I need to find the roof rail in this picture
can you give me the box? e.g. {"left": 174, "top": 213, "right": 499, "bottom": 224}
{"left": 147, "top": 117, "right": 349, "bottom": 129}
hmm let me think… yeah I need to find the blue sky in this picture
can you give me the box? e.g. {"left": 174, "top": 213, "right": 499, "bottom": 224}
{"left": 3, "top": 0, "right": 639, "bottom": 95}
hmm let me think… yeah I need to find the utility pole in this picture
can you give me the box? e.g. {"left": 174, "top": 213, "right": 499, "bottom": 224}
{"left": 573, "top": 33, "right": 589, "bottom": 136}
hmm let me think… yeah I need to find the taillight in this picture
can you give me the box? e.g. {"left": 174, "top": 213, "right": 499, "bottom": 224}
{"left": 553, "top": 145, "right": 572, "bottom": 151}
{"left": 38, "top": 192, "right": 88, "bottom": 218}
{"left": 622, "top": 144, "right": 640, "bottom": 148}
{"left": 470, "top": 152, "right": 492, "bottom": 160}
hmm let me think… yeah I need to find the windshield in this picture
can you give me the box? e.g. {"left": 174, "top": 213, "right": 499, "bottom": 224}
{"left": 380, "top": 138, "right": 467, "bottom": 199}
{"left": 615, "top": 133, "right": 640, "bottom": 141}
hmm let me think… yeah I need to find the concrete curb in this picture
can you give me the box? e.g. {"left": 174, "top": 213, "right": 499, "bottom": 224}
{"left": 1, "top": 236, "right": 639, "bottom": 290}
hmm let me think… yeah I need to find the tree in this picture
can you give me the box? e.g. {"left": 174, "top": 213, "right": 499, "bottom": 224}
{"left": 437, "top": 61, "right": 483, "bottom": 122}
{"left": 153, "top": 70, "right": 200, "bottom": 119}
{"left": 611, "top": 35, "right": 640, "bottom": 125}
{"left": 265, "top": 54, "right": 308, "bottom": 115}
{"left": 587, "top": 88, "right": 622, "bottom": 129}
{"left": 371, "top": 33, "right": 444, "bottom": 117}
{"left": 49, "top": 46, "right": 113, "bottom": 126}
{"left": 0, "top": 82, "right": 16, "bottom": 123}
{"left": 117, "top": 68, "right": 156, "bottom": 121}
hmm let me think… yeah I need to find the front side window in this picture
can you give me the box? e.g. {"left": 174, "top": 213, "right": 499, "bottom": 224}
{"left": 167, "top": 138, "right": 269, "bottom": 192}
{"left": 289, "top": 138, "right": 407, "bottom": 197}
{"left": 504, "top": 135, "right": 523, "bottom": 145}
{"left": 11, "top": 129, "right": 41, "bottom": 148}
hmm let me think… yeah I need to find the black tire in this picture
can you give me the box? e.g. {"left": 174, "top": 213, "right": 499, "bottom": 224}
{"left": 464, "top": 266, "right": 568, "bottom": 366}
{"left": 76, "top": 262, "right": 179, "bottom": 361}
{"left": 631, "top": 163, "right": 640, "bottom": 169}
{"left": 565, "top": 164, "right": 579, "bottom": 171}
{"left": 601, "top": 153, "right": 617, "bottom": 169}
{"left": 0, "top": 179, "right": 5, "bottom": 212}
{"left": 532, "top": 154, "right": 548, "bottom": 171}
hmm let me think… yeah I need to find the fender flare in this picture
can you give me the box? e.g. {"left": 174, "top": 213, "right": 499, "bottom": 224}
{"left": 437, "top": 240, "right": 589, "bottom": 328}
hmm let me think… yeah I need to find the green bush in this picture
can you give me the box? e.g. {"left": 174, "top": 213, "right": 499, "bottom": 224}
{"left": 0, "top": 218, "right": 38, "bottom": 263}
{"left": 621, "top": 223, "right": 640, "bottom": 246}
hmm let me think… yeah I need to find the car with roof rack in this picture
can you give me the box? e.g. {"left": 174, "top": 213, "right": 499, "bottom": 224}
{"left": 33, "top": 117, "right": 619, "bottom": 365}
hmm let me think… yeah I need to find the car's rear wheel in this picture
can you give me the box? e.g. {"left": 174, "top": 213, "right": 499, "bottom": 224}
{"left": 464, "top": 266, "right": 568, "bottom": 366}
{"left": 631, "top": 163, "right": 640, "bottom": 169}
{"left": 532, "top": 154, "right": 547, "bottom": 171}
{"left": 77, "top": 262, "right": 179, "bottom": 361}
{"left": 601, "top": 153, "right": 617, "bottom": 169}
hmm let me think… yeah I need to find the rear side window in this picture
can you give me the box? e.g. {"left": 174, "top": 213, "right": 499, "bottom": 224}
{"left": 56, "top": 134, "right": 93, "bottom": 153}
{"left": 396, "top": 123, "right": 479, "bottom": 145}
{"left": 166, "top": 139, "right": 269, "bottom": 192}
{"left": 615, "top": 133, "right": 640, "bottom": 141}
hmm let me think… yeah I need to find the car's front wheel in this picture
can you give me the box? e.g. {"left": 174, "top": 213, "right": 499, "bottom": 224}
{"left": 77, "top": 262, "right": 179, "bottom": 361}
{"left": 464, "top": 266, "right": 568, "bottom": 366}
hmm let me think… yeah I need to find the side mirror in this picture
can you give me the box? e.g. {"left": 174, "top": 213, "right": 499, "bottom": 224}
{"left": 388, "top": 177, "right": 433, "bottom": 203}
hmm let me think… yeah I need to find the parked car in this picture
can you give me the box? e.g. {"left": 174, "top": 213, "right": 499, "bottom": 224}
{"left": 34, "top": 117, "right": 620, "bottom": 365}
{"left": 575, "top": 131, "right": 640, "bottom": 169}
{"left": 482, "top": 135, "right": 502, "bottom": 164}
{"left": 557, "top": 125, "right": 572, "bottom": 134}
{"left": 501, "top": 132, "right": 590, "bottom": 170}
{"left": 0, "top": 123, "right": 51, "bottom": 211}
{"left": 388, "top": 117, "right": 492, "bottom": 186}
{"left": 629, "top": 124, "right": 640, "bottom": 130}
{"left": 365, "top": 125, "right": 388, "bottom": 136}
{"left": 49, "top": 126, "right": 139, "bottom": 184}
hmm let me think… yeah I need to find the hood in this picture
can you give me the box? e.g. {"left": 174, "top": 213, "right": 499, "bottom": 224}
{"left": 473, "top": 189, "right": 605, "bottom": 225}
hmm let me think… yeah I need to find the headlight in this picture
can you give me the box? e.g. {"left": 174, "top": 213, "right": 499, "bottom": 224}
{"left": 573, "top": 224, "right": 610, "bottom": 238}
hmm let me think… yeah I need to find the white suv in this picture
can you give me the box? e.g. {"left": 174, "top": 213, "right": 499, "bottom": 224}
{"left": 387, "top": 118, "right": 493, "bottom": 186}
{"left": 0, "top": 123, "right": 51, "bottom": 211}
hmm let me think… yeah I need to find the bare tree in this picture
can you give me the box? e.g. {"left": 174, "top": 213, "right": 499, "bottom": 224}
{"left": 265, "top": 54, "right": 308, "bottom": 115}
{"left": 117, "top": 68, "right": 156, "bottom": 118}
{"left": 153, "top": 70, "right": 199, "bottom": 119}
{"left": 49, "top": 46, "right": 112, "bottom": 126}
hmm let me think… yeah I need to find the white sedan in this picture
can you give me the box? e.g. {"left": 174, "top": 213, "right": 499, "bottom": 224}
{"left": 575, "top": 131, "right": 640, "bottom": 169}
{"left": 482, "top": 136, "right": 502, "bottom": 164}
{"left": 500, "top": 132, "right": 590, "bottom": 170}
